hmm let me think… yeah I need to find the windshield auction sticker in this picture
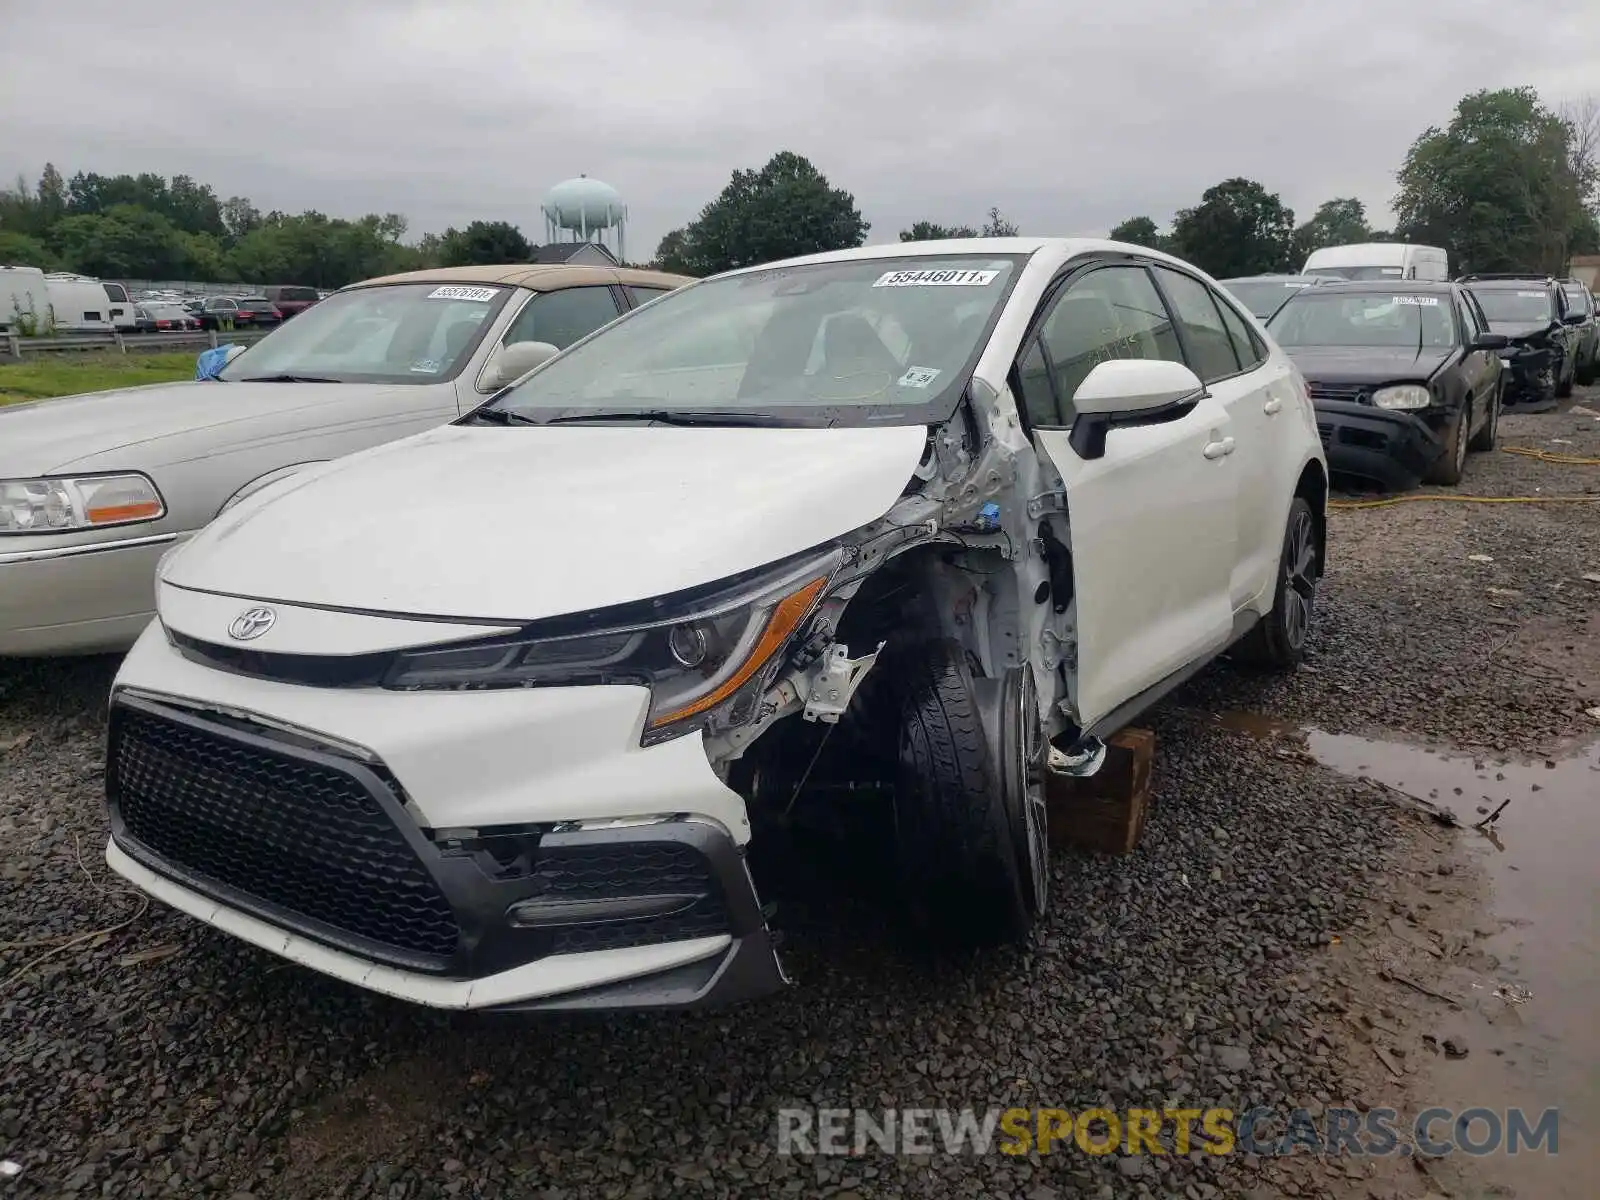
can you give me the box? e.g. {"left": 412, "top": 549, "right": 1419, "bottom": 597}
{"left": 426, "top": 285, "right": 501, "bottom": 302}
{"left": 872, "top": 268, "right": 999, "bottom": 288}
{"left": 1391, "top": 296, "right": 1439, "bottom": 306}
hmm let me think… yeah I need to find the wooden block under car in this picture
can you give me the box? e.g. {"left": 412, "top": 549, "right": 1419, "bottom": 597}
{"left": 1045, "top": 727, "right": 1155, "bottom": 856}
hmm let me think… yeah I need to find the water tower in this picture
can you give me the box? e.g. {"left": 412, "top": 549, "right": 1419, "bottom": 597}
{"left": 541, "top": 175, "right": 628, "bottom": 263}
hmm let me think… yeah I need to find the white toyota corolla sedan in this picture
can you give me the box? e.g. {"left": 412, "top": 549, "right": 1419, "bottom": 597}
{"left": 105, "top": 238, "right": 1327, "bottom": 1013}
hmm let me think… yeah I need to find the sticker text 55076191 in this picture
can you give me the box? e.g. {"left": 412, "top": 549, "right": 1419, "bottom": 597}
{"left": 873, "top": 268, "right": 1000, "bottom": 289}
{"left": 427, "top": 285, "right": 501, "bottom": 303}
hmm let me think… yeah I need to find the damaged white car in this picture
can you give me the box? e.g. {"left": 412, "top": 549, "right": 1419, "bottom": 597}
{"left": 104, "top": 238, "right": 1328, "bottom": 1012}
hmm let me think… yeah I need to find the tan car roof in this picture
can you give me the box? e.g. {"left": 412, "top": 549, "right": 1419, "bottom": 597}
{"left": 347, "top": 264, "right": 696, "bottom": 293}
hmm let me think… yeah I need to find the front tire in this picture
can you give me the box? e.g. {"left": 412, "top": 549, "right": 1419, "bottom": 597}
{"left": 1234, "top": 496, "right": 1318, "bottom": 671}
{"left": 1556, "top": 351, "right": 1575, "bottom": 398}
{"left": 889, "top": 639, "right": 1038, "bottom": 947}
{"left": 1424, "top": 397, "right": 1470, "bottom": 486}
{"left": 1468, "top": 383, "right": 1499, "bottom": 452}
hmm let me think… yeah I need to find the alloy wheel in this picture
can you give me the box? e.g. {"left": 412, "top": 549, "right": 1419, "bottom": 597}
{"left": 1283, "top": 506, "right": 1317, "bottom": 651}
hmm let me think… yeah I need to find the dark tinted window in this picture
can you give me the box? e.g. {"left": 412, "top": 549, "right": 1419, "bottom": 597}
{"left": 271, "top": 286, "right": 319, "bottom": 302}
{"left": 624, "top": 285, "right": 674, "bottom": 308}
{"left": 1021, "top": 265, "right": 1182, "bottom": 426}
{"left": 102, "top": 283, "right": 129, "bottom": 303}
{"left": 502, "top": 286, "right": 622, "bottom": 350}
{"left": 1562, "top": 286, "right": 1593, "bottom": 316}
{"left": 1154, "top": 267, "right": 1240, "bottom": 382}
{"left": 1211, "top": 288, "right": 1266, "bottom": 369}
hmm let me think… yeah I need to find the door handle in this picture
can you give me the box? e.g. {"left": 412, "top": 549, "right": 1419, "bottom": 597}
{"left": 1263, "top": 396, "right": 1283, "bottom": 415}
{"left": 1203, "top": 438, "right": 1232, "bottom": 460}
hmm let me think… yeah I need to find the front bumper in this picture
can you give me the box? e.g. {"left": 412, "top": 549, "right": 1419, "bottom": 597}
{"left": 1313, "top": 400, "right": 1443, "bottom": 491}
{"left": 0, "top": 532, "right": 180, "bottom": 656}
{"left": 102, "top": 625, "right": 783, "bottom": 1011}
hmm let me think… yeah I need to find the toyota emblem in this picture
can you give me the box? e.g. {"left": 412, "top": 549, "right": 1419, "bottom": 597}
{"left": 227, "top": 606, "right": 277, "bottom": 641}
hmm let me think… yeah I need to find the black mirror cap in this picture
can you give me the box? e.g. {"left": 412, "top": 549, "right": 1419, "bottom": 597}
{"left": 1562, "top": 312, "right": 1587, "bottom": 326}
{"left": 1473, "top": 332, "right": 1511, "bottom": 350}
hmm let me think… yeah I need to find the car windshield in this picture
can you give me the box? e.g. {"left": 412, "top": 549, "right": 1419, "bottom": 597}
{"left": 1268, "top": 292, "right": 1457, "bottom": 349}
{"left": 219, "top": 282, "right": 514, "bottom": 384}
{"left": 1561, "top": 286, "right": 1592, "bottom": 316}
{"left": 1302, "top": 266, "right": 1408, "bottom": 281}
{"left": 1468, "top": 288, "right": 1553, "bottom": 324}
{"left": 488, "top": 255, "right": 1025, "bottom": 426}
{"left": 1221, "top": 280, "right": 1314, "bottom": 319}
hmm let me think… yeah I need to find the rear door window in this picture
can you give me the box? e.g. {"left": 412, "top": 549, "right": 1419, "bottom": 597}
{"left": 502, "top": 286, "right": 624, "bottom": 350}
{"left": 1154, "top": 267, "right": 1242, "bottom": 382}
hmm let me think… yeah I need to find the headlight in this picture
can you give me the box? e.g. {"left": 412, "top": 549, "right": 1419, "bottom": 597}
{"left": 0, "top": 473, "right": 166, "bottom": 533}
{"left": 383, "top": 553, "right": 839, "bottom": 745}
{"left": 1371, "top": 385, "right": 1431, "bottom": 411}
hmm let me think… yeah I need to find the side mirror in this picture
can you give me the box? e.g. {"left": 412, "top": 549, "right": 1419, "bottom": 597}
{"left": 1068, "top": 359, "right": 1205, "bottom": 460}
{"left": 1562, "top": 312, "right": 1586, "bottom": 326}
{"left": 1472, "top": 332, "right": 1510, "bottom": 350}
{"left": 479, "top": 340, "right": 559, "bottom": 392}
{"left": 224, "top": 344, "right": 247, "bottom": 365}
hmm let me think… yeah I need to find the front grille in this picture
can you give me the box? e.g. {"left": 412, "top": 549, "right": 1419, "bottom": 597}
{"left": 1306, "top": 382, "right": 1369, "bottom": 404}
{"left": 109, "top": 702, "right": 460, "bottom": 965}
{"left": 535, "top": 842, "right": 730, "bottom": 955}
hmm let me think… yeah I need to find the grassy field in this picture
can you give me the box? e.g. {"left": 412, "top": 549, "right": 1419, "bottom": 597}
{"left": 0, "top": 352, "right": 197, "bottom": 406}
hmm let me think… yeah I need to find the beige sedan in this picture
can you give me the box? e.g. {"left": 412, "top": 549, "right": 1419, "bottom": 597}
{"left": 0, "top": 262, "right": 691, "bottom": 656}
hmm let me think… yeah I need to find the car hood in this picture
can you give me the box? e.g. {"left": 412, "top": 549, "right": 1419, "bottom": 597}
{"left": 163, "top": 422, "right": 930, "bottom": 621}
{"left": 0, "top": 379, "right": 411, "bottom": 474}
{"left": 1283, "top": 345, "right": 1451, "bottom": 384}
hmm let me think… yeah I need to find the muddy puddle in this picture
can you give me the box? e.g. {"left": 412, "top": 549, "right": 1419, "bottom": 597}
{"left": 1213, "top": 709, "right": 1599, "bottom": 1198}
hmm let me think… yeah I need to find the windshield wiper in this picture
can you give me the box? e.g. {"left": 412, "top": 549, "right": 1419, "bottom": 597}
{"left": 543, "top": 409, "right": 784, "bottom": 427}
{"left": 462, "top": 407, "right": 541, "bottom": 426}
{"left": 234, "top": 374, "right": 343, "bottom": 384}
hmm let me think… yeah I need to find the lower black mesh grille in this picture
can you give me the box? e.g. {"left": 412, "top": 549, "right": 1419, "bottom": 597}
{"left": 1307, "top": 382, "right": 1370, "bottom": 404}
{"left": 109, "top": 702, "right": 460, "bottom": 964}
{"left": 534, "top": 843, "right": 730, "bottom": 955}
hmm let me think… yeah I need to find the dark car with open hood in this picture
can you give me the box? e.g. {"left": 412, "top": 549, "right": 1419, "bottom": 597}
{"left": 1267, "top": 280, "right": 1506, "bottom": 491}
{"left": 1458, "top": 274, "right": 1585, "bottom": 406}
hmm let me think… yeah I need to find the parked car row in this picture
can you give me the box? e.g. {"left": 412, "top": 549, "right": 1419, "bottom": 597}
{"left": 1218, "top": 244, "right": 1598, "bottom": 491}
{"left": 0, "top": 266, "right": 325, "bottom": 335}
{"left": 4, "top": 240, "right": 1331, "bottom": 1014}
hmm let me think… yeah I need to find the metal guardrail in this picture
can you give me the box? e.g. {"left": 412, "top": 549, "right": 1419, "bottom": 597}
{"left": 0, "top": 329, "right": 273, "bottom": 359}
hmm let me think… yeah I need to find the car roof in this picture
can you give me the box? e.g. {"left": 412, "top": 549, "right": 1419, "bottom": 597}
{"left": 348, "top": 263, "right": 695, "bottom": 293}
{"left": 706, "top": 236, "right": 1214, "bottom": 280}
{"left": 1303, "top": 280, "right": 1458, "bottom": 293}
{"left": 1218, "top": 274, "right": 1325, "bottom": 284}
{"left": 1457, "top": 276, "right": 1554, "bottom": 289}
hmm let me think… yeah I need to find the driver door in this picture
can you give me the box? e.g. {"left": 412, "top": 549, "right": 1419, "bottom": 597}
{"left": 1015, "top": 262, "right": 1238, "bottom": 731}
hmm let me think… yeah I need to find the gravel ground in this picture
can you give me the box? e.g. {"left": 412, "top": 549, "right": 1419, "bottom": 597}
{"left": 2, "top": 385, "right": 1597, "bottom": 1199}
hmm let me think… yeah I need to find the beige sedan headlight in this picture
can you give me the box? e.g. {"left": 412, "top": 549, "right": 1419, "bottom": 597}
{"left": 0, "top": 474, "right": 166, "bottom": 533}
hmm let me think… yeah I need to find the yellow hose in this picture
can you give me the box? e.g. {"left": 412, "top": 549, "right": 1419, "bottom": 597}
{"left": 1329, "top": 446, "right": 1600, "bottom": 510}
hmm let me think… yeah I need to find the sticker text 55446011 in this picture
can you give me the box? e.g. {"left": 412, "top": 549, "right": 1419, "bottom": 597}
{"left": 872, "top": 268, "right": 1000, "bottom": 289}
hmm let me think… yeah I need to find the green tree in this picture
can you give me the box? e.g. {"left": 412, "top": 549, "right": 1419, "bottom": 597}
{"left": 1108, "top": 216, "right": 1168, "bottom": 250}
{"left": 437, "top": 220, "right": 531, "bottom": 266}
{"left": 220, "top": 196, "right": 263, "bottom": 244}
{"left": 1170, "top": 178, "right": 1296, "bottom": 277}
{"left": 899, "top": 221, "right": 978, "bottom": 241}
{"left": 51, "top": 205, "right": 188, "bottom": 277}
{"left": 0, "top": 230, "right": 59, "bottom": 270}
{"left": 1394, "top": 87, "right": 1590, "bottom": 275}
{"left": 651, "top": 228, "right": 692, "bottom": 273}
{"left": 980, "top": 207, "right": 1019, "bottom": 237}
{"left": 672, "top": 151, "right": 868, "bottom": 275}
{"left": 36, "top": 163, "right": 67, "bottom": 223}
{"left": 1291, "top": 198, "right": 1372, "bottom": 264}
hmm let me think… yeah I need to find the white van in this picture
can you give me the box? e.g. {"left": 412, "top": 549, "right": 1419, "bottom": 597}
{"left": 41, "top": 273, "right": 115, "bottom": 333}
{"left": 0, "top": 264, "right": 49, "bottom": 332}
{"left": 1301, "top": 242, "right": 1449, "bottom": 282}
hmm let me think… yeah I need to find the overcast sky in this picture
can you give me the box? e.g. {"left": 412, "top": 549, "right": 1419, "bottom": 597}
{"left": 2, "top": 1, "right": 1597, "bottom": 260}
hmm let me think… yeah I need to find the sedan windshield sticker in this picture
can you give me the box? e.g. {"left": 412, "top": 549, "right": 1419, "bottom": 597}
{"left": 897, "top": 366, "right": 942, "bottom": 388}
{"left": 872, "top": 268, "right": 999, "bottom": 288}
{"left": 409, "top": 358, "right": 442, "bottom": 373}
{"left": 1516, "top": 291, "right": 1546, "bottom": 298}
{"left": 1392, "top": 296, "right": 1439, "bottom": 306}
{"left": 426, "top": 285, "right": 500, "bottom": 302}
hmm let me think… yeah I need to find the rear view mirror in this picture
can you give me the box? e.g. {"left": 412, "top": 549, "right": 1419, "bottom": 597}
{"left": 479, "top": 340, "right": 559, "bottom": 392}
{"left": 1068, "top": 359, "right": 1205, "bottom": 460}
{"left": 1473, "top": 332, "right": 1510, "bottom": 350}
